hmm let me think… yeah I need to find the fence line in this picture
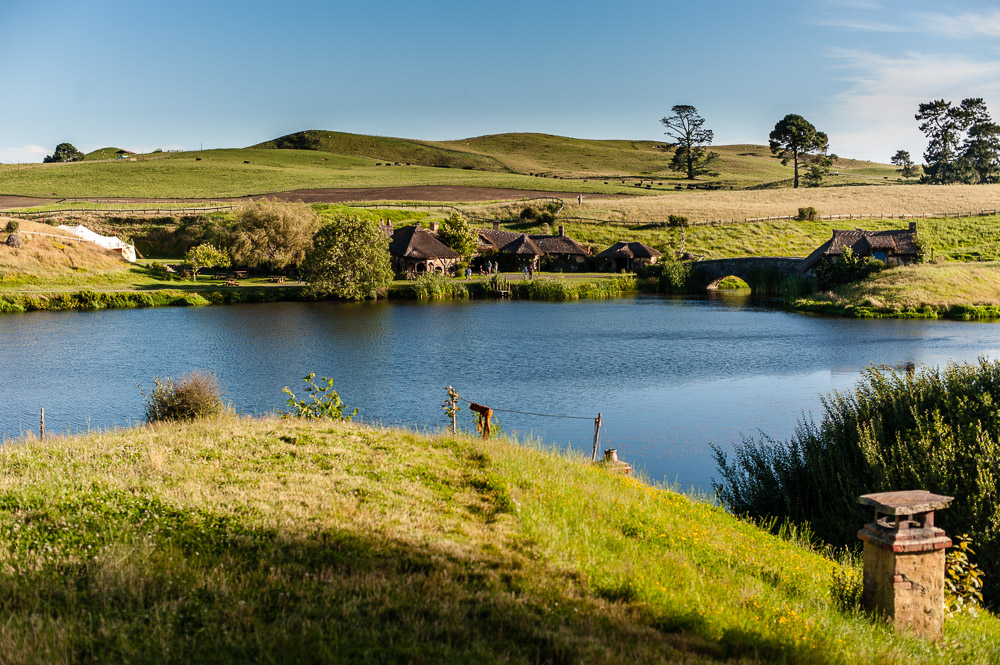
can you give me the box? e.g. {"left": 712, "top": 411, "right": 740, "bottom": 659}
{"left": 6, "top": 201, "right": 999, "bottom": 228}
{"left": 8, "top": 205, "right": 236, "bottom": 218}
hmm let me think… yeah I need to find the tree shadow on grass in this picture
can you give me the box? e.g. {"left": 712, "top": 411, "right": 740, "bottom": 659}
{"left": 0, "top": 492, "right": 835, "bottom": 664}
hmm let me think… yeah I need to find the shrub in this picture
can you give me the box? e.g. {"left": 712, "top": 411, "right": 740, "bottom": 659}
{"left": 796, "top": 207, "right": 818, "bottom": 221}
{"left": 519, "top": 207, "right": 538, "bottom": 221}
{"left": 639, "top": 259, "right": 690, "bottom": 292}
{"left": 4, "top": 220, "right": 19, "bottom": 233}
{"left": 141, "top": 370, "right": 224, "bottom": 422}
{"left": 713, "top": 359, "right": 1000, "bottom": 603}
{"left": 815, "top": 247, "right": 884, "bottom": 289}
{"left": 281, "top": 372, "right": 357, "bottom": 420}
{"left": 946, "top": 534, "right": 985, "bottom": 616}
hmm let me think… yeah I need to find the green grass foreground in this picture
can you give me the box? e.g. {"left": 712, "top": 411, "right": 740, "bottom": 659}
{"left": 0, "top": 416, "right": 995, "bottom": 663}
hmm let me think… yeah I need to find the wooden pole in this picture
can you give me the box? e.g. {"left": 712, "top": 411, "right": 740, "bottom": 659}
{"left": 40, "top": 408, "right": 45, "bottom": 439}
{"left": 591, "top": 412, "right": 602, "bottom": 462}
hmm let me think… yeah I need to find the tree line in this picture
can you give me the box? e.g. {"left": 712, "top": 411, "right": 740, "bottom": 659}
{"left": 663, "top": 98, "right": 1000, "bottom": 187}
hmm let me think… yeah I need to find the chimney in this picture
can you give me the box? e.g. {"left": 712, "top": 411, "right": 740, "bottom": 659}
{"left": 857, "top": 490, "right": 953, "bottom": 640}
{"left": 429, "top": 222, "right": 439, "bottom": 233}
{"left": 909, "top": 221, "right": 918, "bottom": 234}
{"left": 492, "top": 221, "right": 500, "bottom": 231}
{"left": 558, "top": 225, "right": 565, "bottom": 237}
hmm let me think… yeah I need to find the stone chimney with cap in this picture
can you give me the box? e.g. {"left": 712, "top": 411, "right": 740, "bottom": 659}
{"left": 429, "top": 222, "right": 439, "bottom": 233}
{"left": 909, "top": 221, "right": 918, "bottom": 234}
{"left": 857, "top": 489, "right": 953, "bottom": 640}
{"left": 492, "top": 221, "right": 500, "bottom": 231}
{"left": 558, "top": 225, "right": 565, "bottom": 237}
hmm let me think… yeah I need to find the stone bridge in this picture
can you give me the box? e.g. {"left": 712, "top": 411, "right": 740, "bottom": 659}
{"left": 687, "top": 257, "right": 805, "bottom": 290}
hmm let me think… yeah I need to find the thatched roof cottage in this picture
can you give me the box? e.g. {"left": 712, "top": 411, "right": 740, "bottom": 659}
{"left": 387, "top": 224, "right": 461, "bottom": 277}
{"left": 596, "top": 241, "right": 662, "bottom": 272}
{"left": 799, "top": 223, "right": 919, "bottom": 274}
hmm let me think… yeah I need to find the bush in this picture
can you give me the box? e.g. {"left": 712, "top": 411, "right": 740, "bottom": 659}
{"left": 797, "top": 207, "right": 818, "bottom": 221}
{"left": 281, "top": 372, "right": 357, "bottom": 420}
{"left": 815, "top": 248, "right": 884, "bottom": 289}
{"left": 713, "top": 359, "right": 1000, "bottom": 603}
{"left": 519, "top": 207, "right": 538, "bottom": 220}
{"left": 638, "top": 259, "right": 690, "bottom": 292}
{"left": 4, "top": 220, "right": 19, "bottom": 233}
{"left": 141, "top": 370, "right": 224, "bottom": 422}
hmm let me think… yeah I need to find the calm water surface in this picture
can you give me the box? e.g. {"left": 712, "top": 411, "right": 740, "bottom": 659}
{"left": 4, "top": 294, "right": 1000, "bottom": 492}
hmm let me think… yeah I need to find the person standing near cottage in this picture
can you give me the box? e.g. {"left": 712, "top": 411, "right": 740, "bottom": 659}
{"left": 578, "top": 194, "right": 583, "bottom": 205}
{"left": 522, "top": 265, "right": 528, "bottom": 279}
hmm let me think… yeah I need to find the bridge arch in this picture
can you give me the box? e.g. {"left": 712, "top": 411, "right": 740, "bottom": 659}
{"left": 687, "top": 257, "right": 804, "bottom": 292}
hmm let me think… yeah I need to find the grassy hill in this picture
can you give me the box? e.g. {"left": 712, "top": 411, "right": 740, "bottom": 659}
{"left": 0, "top": 414, "right": 995, "bottom": 663}
{"left": 84, "top": 147, "right": 133, "bottom": 161}
{"left": 254, "top": 130, "right": 899, "bottom": 187}
{"left": 0, "top": 130, "right": 900, "bottom": 200}
{"left": 0, "top": 148, "right": 644, "bottom": 199}
{"left": 0, "top": 217, "right": 139, "bottom": 287}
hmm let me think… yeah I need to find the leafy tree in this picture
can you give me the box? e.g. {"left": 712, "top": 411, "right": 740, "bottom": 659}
{"left": 891, "top": 149, "right": 919, "bottom": 179}
{"left": 301, "top": 214, "right": 392, "bottom": 300}
{"left": 958, "top": 98, "right": 1000, "bottom": 184}
{"left": 916, "top": 99, "right": 968, "bottom": 184}
{"left": 229, "top": 198, "right": 321, "bottom": 271}
{"left": 660, "top": 105, "right": 719, "bottom": 179}
{"left": 184, "top": 243, "right": 230, "bottom": 281}
{"left": 436, "top": 213, "right": 478, "bottom": 259}
{"left": 42, "top": 142, "right": 84, "bottom": 163}
{"left": 768, "top": 114, "right": 828, "bottom": 188}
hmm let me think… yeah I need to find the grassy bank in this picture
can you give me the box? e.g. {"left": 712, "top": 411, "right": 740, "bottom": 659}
{"left": 795, "top": 262, "right": 1000, "bottom": 319}
{"left": 0, "top": 415, "right": 995, "bottom": 663}
{"left": 389, "top": 273, "right": 637, "bottom": 301}
{"left": 0, "top": 275, "right": 638, "bottom": 314}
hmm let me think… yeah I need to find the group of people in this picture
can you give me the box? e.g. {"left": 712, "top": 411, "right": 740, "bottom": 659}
{"left": 463, "top": 260, "right": 534, "bottom": 279}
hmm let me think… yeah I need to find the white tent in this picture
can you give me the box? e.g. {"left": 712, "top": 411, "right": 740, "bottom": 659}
{"left": 56, "top": 224, "right": 137, "bottom": 263}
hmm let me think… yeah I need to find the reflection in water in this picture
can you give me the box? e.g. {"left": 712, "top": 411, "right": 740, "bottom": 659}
{"left": 3, "top": 295, "right": 1000, "bottom": 492}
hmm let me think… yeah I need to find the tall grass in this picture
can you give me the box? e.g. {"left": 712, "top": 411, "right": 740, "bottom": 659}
{"left": 713, "top": 359, "right": 1000, "bottom": 603}
{"left": 0, "top": 415, "right": 996, "bottom": 662}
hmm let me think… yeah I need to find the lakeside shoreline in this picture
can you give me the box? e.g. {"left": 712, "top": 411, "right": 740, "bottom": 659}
{"left": 0, "top": 274, "right": 640, "bottom": 314}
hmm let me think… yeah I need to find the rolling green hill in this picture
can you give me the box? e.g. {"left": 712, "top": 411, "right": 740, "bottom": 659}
{"left": 84, "top": 147, "right": 134, "bottom": 161}
{"left": 254, "top": 130, "right": 899, "bottom": 186}
{"left": 0, "top": 131, "right": 900, "bottom": 200}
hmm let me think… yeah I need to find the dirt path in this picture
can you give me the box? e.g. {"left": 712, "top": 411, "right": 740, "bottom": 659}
{"left": 0, "top": 186, "right": 602, "bottom": 210}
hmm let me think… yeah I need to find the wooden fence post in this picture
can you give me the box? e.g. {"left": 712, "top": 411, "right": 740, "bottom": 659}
{"left": 40, "top": 408, "right": 45, "bottom": 439}
{"left": 591, "top": 412, "right": 602, "bottom": 462}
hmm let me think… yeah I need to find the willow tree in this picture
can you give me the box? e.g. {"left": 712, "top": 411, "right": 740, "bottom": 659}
{"left": 229, "top": 198, "right": 321, "bottom": 271}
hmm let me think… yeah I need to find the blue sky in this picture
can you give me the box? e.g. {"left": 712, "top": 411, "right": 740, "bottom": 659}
{"left": 2, "top": 0, "right": 999, "bottom": 163}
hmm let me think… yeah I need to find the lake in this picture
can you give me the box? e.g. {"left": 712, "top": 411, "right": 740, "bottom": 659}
{"left": 4, "top": 294, "right": 1000, "bottom": 492}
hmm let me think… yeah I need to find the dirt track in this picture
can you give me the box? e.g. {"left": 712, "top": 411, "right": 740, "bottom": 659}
{"left": 0, "top": 186, "right": 596, "bottom": 210}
